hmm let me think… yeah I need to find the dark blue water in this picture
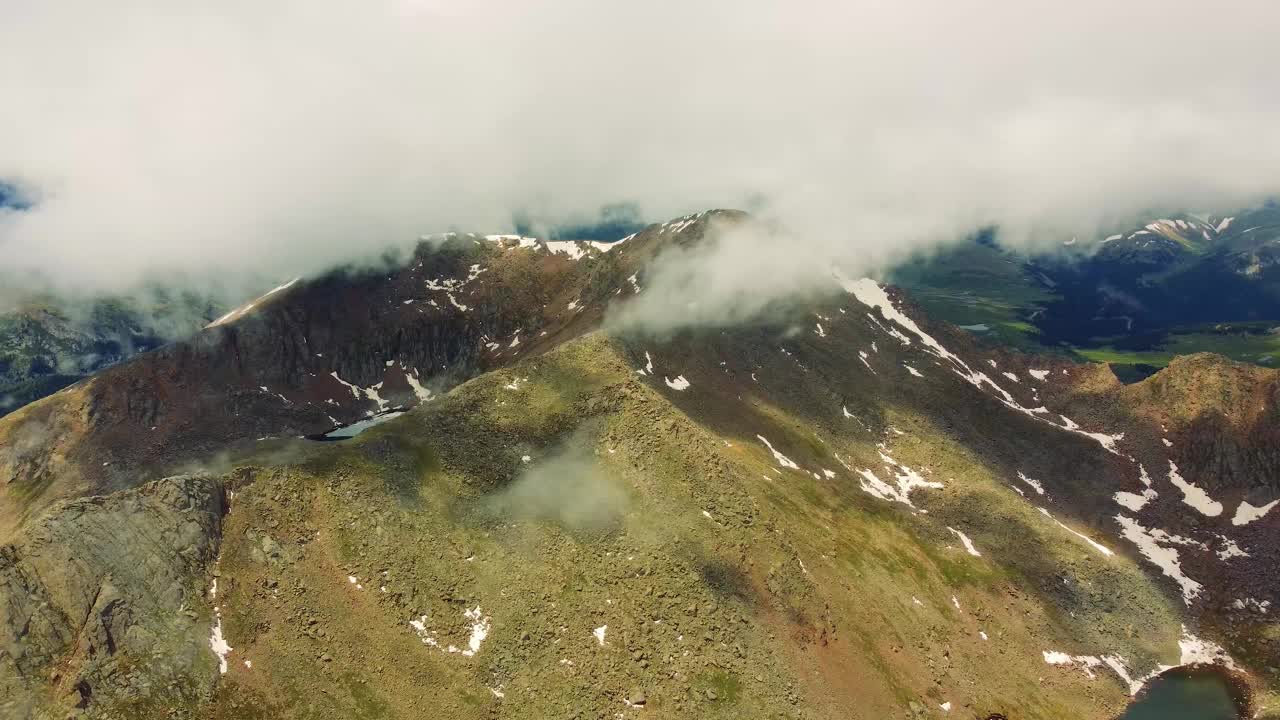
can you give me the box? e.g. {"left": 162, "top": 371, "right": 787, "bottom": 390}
{"left": 1120, "top": 669, "right": 1242, "bottom": 720}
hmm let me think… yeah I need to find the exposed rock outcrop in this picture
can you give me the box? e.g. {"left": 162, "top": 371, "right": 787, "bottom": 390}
{"left": 0, "top": 474, "right": 225, "bottom": 717}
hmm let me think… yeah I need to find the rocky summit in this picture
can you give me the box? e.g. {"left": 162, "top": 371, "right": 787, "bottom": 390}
{"left": 0, "top": 213, "right": 1276, "bottom": 719}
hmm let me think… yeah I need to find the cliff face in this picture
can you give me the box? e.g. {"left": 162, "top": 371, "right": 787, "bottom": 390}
{"left": 0, "top": 475, "right": 225, "bottom": 717}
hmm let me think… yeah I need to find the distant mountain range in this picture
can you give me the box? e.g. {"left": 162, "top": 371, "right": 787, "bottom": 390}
{"left": 5, "top": 200, "right": 1278, "bottom": 422}
{"left": 891, "top": 201, "right": 1280, "bottom": 377}
{"left": 0, "top": 289, "right": 224, "bottom": 417}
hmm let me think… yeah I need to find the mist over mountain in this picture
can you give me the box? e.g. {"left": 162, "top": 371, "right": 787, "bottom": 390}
{"left": 4, "top": 1, "right": 1280, "bottom": 306}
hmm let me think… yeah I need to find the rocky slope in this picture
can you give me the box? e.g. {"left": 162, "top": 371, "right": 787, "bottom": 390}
{"left": 0, "top": 222, "right": 667, "bottom": 539}
{"left": 0, "top": 211, "right": 1276, "bottom": 719}
{"left": 0, "top": 474, "right": 226, "bottom": 715}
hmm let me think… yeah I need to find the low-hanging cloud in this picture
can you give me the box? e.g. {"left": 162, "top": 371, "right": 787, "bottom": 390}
{"left": 485, "top": 445, "right": 629, "bottom": 533}
{"left": 608, "top": 216, "right": 844, "bottom": 335}
{"left": 2, "top": 0, "right": 1279, "bottom": 308}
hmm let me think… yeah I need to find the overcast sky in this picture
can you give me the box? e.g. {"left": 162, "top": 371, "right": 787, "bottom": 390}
{"left": 2, "top": 0, "right": 1279, "bottom": 301}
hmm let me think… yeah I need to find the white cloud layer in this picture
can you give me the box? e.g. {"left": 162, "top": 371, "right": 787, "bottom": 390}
{"left": 2, "top": 0, "right": 1279, "bottom": 296}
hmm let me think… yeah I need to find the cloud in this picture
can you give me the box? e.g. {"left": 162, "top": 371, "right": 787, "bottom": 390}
{"left": 4, "top": 418, "right": 54, "bottom": 465}
{"left": 2, "top": 0, "right": 1278, "bottom": 306}
{"left": 484, "top": 444, "right": 628, "bottom": 533}
{"left": 608, "top": 215, "right": 843, "bottom": 335}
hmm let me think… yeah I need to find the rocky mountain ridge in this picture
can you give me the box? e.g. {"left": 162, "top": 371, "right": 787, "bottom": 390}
{"left": 0, "top": 211, "right": 1275, "bottom": 719}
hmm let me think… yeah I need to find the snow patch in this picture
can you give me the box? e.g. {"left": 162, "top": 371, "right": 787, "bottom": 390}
{"left": 1166, "top": 461, "right": 1223, "bottom": 517}
{"left": 590, "top": 235, "right": 629, "bottom": 252}
{"left": 1042, "top": 651, "right": 1104, "bottom": 678}
{"left": 545, "top": 240, "right": 586, "bottom": 260}
{"left": 330, "top": 371, "right": 363, "bottom": 399}
{"left": 461, "top": 606, "right": 491, "bottom": 656}
{"left": 363, "top": 382, "right": 390, "bottom": 413}
{"left": 1231, "top": 498, "right": 1278, "bottom": 526}
{"left": 757, "top": 435, "right": 800, "bottom": 470}
{"left": 209, "top": 618, "right": 232, "bottom": 674}
{"left": 1114, "top": 464, "right": 1158, "bottom": 511}
{"left": 947, "top": 527, "right": 982, "bottom": 557}
{"left": 1215, "top": 535, "right": 1248, "bottom": 560}
{"left": 403, "top": 368, "right": 434, "bottom": 403}
{"left": 1114, "top": 515, "right": 1202, "bottom": 603}
{"left": 1039, "top": 508, "right": 1113, "bottom": 557}
{"left": 856, "top": 451, "right": 943, "bottom": 509}
{"left": 408, "top": 606, "right": 492, "bottom": 657}
{"left": 1016, "top": 471, "right": 1045, "bottom": 496}
{"left": 1114, "top": 488, "right": 1156, "bottom": 512}
{"left": 665, "top": 375, "right": 691, "bottom": 391}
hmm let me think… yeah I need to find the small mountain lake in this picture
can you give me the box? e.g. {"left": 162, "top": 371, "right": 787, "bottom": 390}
{"left": 1119, "top": 667, "right": 1246, "bottom": 720}
{"left": 305, "top": 408, "right": 407, "bottom": 441}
